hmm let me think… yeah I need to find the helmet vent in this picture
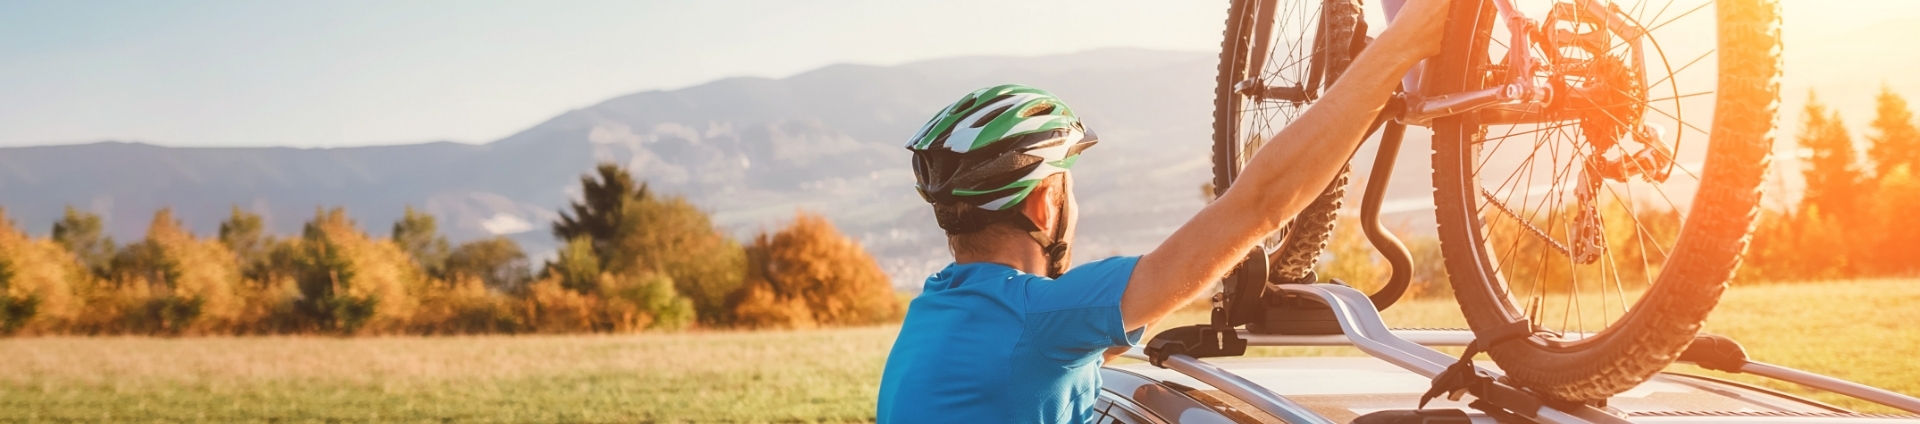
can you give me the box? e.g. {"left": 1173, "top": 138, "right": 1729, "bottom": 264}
{"left": 1020, "top": 103, "right": 1055, "bottom": 118}
{"left": 972, "top": 104, "right": 1014, "bottom": 128}
{"left": 949, "top": 98, "right": 976, "bottom": 115}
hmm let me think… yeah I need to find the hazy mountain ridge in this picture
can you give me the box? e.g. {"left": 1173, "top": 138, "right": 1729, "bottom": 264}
{"left": 6, "top": 39, "right": 1859, "bottom": 286}
{"left": 0, "top": 48, "right": 1228, "bottom": 286}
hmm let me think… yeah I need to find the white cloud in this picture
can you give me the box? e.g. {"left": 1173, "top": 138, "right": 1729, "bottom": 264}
{"left": 480, "top": 213, "right": 533, "bottom": 235}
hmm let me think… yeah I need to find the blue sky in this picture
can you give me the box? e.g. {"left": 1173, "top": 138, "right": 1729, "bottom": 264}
{"left": 0, "top": 0, "right": 1914, "bottom": 148}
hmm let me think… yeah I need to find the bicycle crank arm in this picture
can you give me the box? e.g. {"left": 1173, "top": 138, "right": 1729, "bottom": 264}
{"left": 1396, "top": 83, "right": 1542, "bottom": 127}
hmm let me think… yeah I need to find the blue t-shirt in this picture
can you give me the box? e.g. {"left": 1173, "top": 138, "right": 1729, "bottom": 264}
{"left": 876, "top": 256, "right": 1144, "bottom": 424}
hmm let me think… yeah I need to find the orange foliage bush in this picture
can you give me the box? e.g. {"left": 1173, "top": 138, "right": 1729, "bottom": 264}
{"left": 135, "top": 209, "right": 247, "bottom": 334}
{"left": 519, "top": 276, "right": 599, "bottom": 333}
{"left": 278, "top": 208, "right": 427, "bottom": 334}
{"left": 0, "top": 209, "right": 91, "bottom": 334}
{"left": 730, "top": 212, "right": 899, "bottom": 329}
{"left": 410, "top": 275, "right": 519, "bottom": 334}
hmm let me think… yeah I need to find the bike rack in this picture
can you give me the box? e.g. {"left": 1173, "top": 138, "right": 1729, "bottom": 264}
{"left": 1137, "top": 283, "right": 1920, "bottom": 423}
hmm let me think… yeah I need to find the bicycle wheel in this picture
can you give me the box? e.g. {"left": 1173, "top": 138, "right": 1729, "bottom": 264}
{"left": 1213, "top": 0, "right": 1365, "bottom": 283}
{"left": 1428, "top": 0, "right": 1780, "bottom": 402}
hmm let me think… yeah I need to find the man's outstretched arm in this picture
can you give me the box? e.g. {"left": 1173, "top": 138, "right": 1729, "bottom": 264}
{"left": 1120, "top": 0, "right": 1450, "bottom": 330}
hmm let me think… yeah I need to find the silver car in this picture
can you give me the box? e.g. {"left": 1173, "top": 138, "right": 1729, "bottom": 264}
{"left": 1092, "top": 284, "right": 1920, "bottom": 424}
{"left": 1096, "top": 354, "right": 1920, "bottom": 424}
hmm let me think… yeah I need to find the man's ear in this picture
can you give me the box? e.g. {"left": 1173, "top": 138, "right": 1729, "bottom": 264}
{"left": 1020, "top": 175, "right": 1067, "bottom": 236}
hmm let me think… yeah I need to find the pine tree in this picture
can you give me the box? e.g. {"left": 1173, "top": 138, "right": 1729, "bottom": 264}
{"left": 1867, "top": 85, "right": 1920, "bottom": 178}
{"left": 1796, "top": 92, "right": 1865, "bottom": 225}
{"left": 552, "top": 163, "right": 650, "bottom": 263}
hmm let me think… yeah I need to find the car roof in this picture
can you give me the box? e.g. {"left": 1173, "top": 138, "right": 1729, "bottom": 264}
{"left": 1107, "top": 356, "right": 1918, "bottom": 423}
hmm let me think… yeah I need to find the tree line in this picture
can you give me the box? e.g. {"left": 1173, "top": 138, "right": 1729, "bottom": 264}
{"left": 0, "top": 163, "right": 899, "bottom": 335}
{"left": 1743, "top": 87, "right": 1920, "bottom": 281}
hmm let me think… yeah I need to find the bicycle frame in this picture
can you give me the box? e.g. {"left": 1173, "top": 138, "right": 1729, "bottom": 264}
{"left": 1382, "top": 0, "right": 1647, "bottom": 127}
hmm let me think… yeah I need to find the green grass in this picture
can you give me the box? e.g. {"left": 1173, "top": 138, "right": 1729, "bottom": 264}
{"left": 1677, "top": 279, "right": 1920, "bottom": 414}
{"left": 2, "top": 279, "right": 1915, "bottom": 422}
{"left": 0, "top": 330, "right": 896, "bottom": 423}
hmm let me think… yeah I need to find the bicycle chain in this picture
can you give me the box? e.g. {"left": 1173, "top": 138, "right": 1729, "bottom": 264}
{"left": 1479, "top": 188, "right": 1575, "bottom": 258}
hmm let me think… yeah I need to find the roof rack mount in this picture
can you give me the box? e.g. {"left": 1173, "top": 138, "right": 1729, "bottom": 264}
{"left": 1137, "top": 283, "right": 1920, "bottom": 423}
{"left": 1145, "top": 283, "right": 1630, "bottom": 424}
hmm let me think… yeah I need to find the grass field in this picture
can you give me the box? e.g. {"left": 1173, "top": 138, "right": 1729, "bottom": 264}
{"left": 3, "top": 279, "right": 1916, "bottom": 422}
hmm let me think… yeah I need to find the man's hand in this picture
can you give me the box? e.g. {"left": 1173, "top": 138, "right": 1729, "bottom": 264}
{"left": 1118, "top": 0, "right": 1452, "bottom": 330}
{"left": 1384, "top": 0, "right": 1452, "bottom": 59}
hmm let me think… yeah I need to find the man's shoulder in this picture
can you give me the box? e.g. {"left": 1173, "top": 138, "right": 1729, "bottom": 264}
{"left": 1054, "top": 256, "right": 1142, "bottom": 285}
{"left": 913, "top": 262, "right": 1037, "bottom": 314}
{"left": 922, "top": 262, "right": 1024, "bottom": 292}
{"left": 1024, "top": 255, "right": 1141, "bottom": 313}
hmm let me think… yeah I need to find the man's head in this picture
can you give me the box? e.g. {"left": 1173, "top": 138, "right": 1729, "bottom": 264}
{"left": 905, "top": 84, "right": 1097, "bottom": 277}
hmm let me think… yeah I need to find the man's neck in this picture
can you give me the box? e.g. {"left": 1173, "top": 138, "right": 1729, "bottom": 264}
{"left": 950, "top": 227, "right": 1046, "bottom": 275}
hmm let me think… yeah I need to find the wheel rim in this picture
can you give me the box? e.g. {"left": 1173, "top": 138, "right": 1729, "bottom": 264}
{"left": 1228, "top": 0, "right": 1351, "bottom": 190}
{"left": 1216, "top": 0, "right": 1364, "bottom": 285}
{"left": 1442, "top": 0, "right": 1721, "bottom": 347}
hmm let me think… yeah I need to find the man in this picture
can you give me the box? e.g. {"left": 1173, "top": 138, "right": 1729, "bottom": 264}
{"left": 877, "top": 1, "right": 1450, "bottom": 422}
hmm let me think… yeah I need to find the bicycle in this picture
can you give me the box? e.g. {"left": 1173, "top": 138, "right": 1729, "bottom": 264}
{"left": 1206, "top": 0, "right": 1781, "bottom": 403}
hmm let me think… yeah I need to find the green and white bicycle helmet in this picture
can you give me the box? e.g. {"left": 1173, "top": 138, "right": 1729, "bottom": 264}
{"left": 907, "top": 84, "right": 1098, "bottom": 276}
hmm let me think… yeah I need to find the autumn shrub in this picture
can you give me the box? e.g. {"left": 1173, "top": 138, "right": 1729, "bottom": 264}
{"left": 1318, "top": 216, "right": 1387, "bottom": 293}
{"left": 519, "top": 276, "right": 598, "bottom": 333}
{"left": 231, "top": 272, "right": 303, "bottom": 335}
{"left": 548, "top": 237, "right": 601, "bottom": 294}
{"left": 599, "top": 272, "right": 694, "bottom": 331}
{"left": 614, "top": 195, "right": 746, "bottom": 326}
{"left": 118, "top": 210, "right": 247, "bottom": 334}
{"left": 0, "top": 209, "right": 90, "bottom": 334}
{"left": 1404, "top": 235, "right": 1452, "bottom": 299}
{"left": 730, "top": 212, "right": 898, "bottom": 329}
{"left": 276, "top": 208, "right": 426, "bottom": 334}
{"left": 411, "top": 275, "right": 521, "bottom": 334}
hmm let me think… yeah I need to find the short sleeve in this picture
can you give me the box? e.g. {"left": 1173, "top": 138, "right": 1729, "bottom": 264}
{"left": 1023, "top": 256, "right": 1143, "bottom": 349}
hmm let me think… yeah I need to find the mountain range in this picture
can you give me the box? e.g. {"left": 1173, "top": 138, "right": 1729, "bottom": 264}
{"left": 0, "top": 47, "right": 1636, "bottom": 287}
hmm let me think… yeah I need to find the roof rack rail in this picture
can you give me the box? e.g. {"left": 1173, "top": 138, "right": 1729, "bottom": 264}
{"left": 1133, "top": 283, "right": 1920, "bottom": 423}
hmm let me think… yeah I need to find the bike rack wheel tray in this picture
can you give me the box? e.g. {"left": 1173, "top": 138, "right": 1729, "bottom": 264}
{"left": 1138, "top": 283, "right": 1920, "bottom": 423}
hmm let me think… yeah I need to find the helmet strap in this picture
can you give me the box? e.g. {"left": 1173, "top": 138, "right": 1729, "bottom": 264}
{"left": 1029, "top": 231, "right": 1070, "bottom": 278}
